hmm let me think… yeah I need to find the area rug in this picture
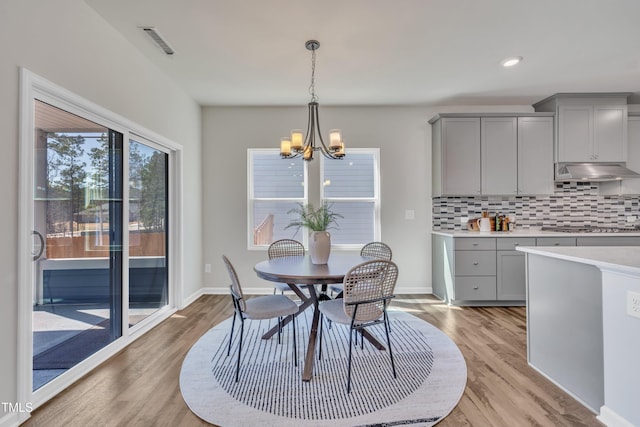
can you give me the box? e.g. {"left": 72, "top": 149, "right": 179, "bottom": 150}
{"left": 180, "top": 309, "right": 466, "bottom": 427}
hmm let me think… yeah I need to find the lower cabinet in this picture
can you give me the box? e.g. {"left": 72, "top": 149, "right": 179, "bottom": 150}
{"left": 431, "top": 234, "right": 639, "bottom": 305}
{"left": 496, "top": 238, "right": 535, "bottom": 301}
{"left": 432, "top": 234, "right": 532, "bottom": 305}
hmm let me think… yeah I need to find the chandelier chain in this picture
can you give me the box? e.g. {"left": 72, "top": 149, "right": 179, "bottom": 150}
{"left": 309, "top": 47, "right": 317, "bottom": 102}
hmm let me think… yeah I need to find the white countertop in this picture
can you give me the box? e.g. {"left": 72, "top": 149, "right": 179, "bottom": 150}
{"left": 432, "top": 229, "right": 640, "bottom": 238}
{"left": 516, "top": 246, "right": 640, "bottom": 276}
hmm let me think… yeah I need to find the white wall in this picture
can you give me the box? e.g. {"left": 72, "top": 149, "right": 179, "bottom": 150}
{"left": 202, "top": 106, "right": 433, "bottom": 293}
{"left": 0, "top": 0, "right": 201, "bottom": 412}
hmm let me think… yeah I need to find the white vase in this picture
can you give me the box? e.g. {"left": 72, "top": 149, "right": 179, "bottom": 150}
{"left": 309, "top": 231, "right": 331, "bottom": 264}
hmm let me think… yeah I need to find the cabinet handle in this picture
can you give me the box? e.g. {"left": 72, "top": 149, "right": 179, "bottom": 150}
{"left": 472, "top": 242, "right": 479, "bottom": 246}
{"left": 553, "top": 242, "right": 560, "bottom": 246}
{"left": 514, "top": 243, "right": 519, "bottom": 246}
{"left": 473, "top": 261, "right": 479, "bottom": 265}
{"left": 473, "top": 286, "right": 479, "bottom": 290}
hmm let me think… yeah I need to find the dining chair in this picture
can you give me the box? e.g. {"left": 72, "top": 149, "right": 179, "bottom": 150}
{"left": 360, "top": 241, "right": 393, "bottom": 260}
{"left": 330, "top": 241, "right": 393, "bottom": 296}
{"left": 318, "top": 259, "right": 399, "bottom": 393}
{"left": 222, "top": 255, "right": 298, "bottom": 382}
{"left": 268, "top": 239, "right": 305, "bottom": 294}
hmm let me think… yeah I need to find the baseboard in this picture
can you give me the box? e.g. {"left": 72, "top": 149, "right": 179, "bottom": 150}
{"left": 598, "top": 405, "right": 636, "bottom": 427}
{"left": 188, "top": 285, "right": 434, "bottom": 300}
{"left": 0, "top": 411, "right": 22, "bottom": 427}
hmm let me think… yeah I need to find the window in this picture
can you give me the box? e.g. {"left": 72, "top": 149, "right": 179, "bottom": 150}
{"left": 247, "top": 148, "right": 379, "bottom": 250}
{"left": 248, "top": 149, "right": 307, "bottom": 248}
{"left": 321, "top": 149, "right": 380, "bottom": 247}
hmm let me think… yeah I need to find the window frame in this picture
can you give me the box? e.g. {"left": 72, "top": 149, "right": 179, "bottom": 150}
{"left": 320, "top": 148, "right": 381, "bottom": 250}
{"left": 247, "top": 148, "right": 308, "bottom": 250}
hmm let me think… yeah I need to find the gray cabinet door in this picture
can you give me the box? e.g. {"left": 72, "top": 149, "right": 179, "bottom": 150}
{"left": 620, "top": 116, "right": 640, "bottom": 194}
{"left": 536, "top": 237, "right": 577, "bottom": 246}
{"left": 558, "top": 105, "right": 593, "bottom": 162}
{"left": 497, "top": 250, "right": 526, "bottom": 300}
{"left": 441, "top": 118, "right": 481, "bottom": 195}
{"left": 594, "top": 105, "right": 627, "bottom": 162}
{"left": 576, "top": 236, "right": 640, "bottom": 246}
{"left": 518, "top": 117, "right": 554, "bottom": 194}
{"left": 481, "top": 117, "right": 517, "bottom": 195}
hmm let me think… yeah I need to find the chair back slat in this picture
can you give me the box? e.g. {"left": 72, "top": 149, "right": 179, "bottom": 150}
{"left": 360, "top": 241, "right": 392, "bottom": 260}
{"left": 343, "top": 260, "right": 398, "bottom": 322}
{"left": 222, "top": 255, "right": 246, "bottom": 312}
{"left": 268, "top": 239, "right": 305, "bottom": 259}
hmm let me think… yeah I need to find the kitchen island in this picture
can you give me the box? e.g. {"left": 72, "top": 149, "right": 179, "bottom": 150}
{"left": 516, "top": 246, "right": 640, "bottom": 427}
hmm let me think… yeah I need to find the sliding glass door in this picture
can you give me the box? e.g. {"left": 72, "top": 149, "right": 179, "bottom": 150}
{"left": 30, "top": 102, "right": 170, "bottom": 390}
{"left": 32, "top": 100, "right": 123, "bottom": 389}
{"left": 128, "top": 139, "right": 168, "bottom": 327}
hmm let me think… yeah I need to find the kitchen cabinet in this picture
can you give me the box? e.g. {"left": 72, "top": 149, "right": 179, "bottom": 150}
{"left": 432, "top": 234, "right": 532, "bottom": 305}
{"left": 534, "top": 93, "right": 630, "bottom": 163}
{"left": 535, "top": 236, "right": 576, "bottom": 247}
{"left": 481, "top": 117, "right": 517, "bottom": 195}
{"left": 576, "top": 236, "right": 640, "bottom": 246}
{"left": 518, "top": 117, "right": 555, "bottom": 194}
{"left": 600, "top": 115, "right": 640, "bottom": 195}
{"left": 431, "top": 113, "right": 554, "bottom": 196}
{"left": 432, "top": 233, "right": 640, "bottom": 306}
{"left": 496, "top": 237, "right": 536, "bottom": 300}
{"left": 432, "top": 117, "right": 480, "bottom": 196}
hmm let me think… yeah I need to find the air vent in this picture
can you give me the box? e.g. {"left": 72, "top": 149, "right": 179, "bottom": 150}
{"left": 140, "top": 27, "right": 175, "bottom": 55}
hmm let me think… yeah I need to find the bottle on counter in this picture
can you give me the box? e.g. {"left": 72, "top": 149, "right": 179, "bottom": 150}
{"left": 495, "top": 214, "right": 501, "bottom": 231}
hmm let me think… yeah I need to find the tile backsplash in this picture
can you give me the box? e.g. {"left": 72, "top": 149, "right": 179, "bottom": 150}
{"left": 433, "top": 182, "right": 640, "bottom": 230}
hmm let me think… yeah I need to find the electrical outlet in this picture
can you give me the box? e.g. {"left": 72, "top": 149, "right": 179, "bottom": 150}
{"left": 204, "top": 263, "right": 211, "bottom": 273}
{"left": 628, "top": 291, "right": 640, "bottom": 319}
{"left": 405, "top": 209, "right": 415, "bottom": 220}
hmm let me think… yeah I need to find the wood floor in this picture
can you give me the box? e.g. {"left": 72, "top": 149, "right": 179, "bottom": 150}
{"left": 23, "top": 294, "right": 603, "bottom": 427}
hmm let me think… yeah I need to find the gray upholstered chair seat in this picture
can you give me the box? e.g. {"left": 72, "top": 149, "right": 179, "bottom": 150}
{"left": 318, "top": 299, "right": 368, "bottom": 325}
{"left": 245, "top": 295, "right": 298, "bottom": 320}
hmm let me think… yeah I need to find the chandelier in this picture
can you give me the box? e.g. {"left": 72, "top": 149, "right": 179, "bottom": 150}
{"left": 279, "top": 40, "right": 345, "bottom": 161}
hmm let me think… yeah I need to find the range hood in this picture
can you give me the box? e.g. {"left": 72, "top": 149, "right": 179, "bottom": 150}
{"left": 555, "top": 163, "right": 640, "bottom": 182}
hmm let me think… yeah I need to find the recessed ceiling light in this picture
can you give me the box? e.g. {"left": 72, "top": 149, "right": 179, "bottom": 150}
{"left": 501, "top": 56, "right": 523, "bottom": 67}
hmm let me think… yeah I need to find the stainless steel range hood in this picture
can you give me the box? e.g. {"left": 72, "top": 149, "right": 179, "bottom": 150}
{"left": 555, "top": 163, "right": 640, "bottom": 182}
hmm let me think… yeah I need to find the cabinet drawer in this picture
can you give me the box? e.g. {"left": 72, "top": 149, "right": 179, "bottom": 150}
{"left": 496, "top": 237, "right": 536, "bottom": 251}
{"left": 576, "top": 236, "right": 640, "bottom": 246}
{"left": 455, "top": 251, "right": 497, "bottom": 275}
{"left": 536, "top": 237, "right": 577, "bottom": 247}
{"left": 455, "top": 238, "right": 496, "bottom": 250}
{"left": 454, "top": 276, "right": 497, "bottom": 300}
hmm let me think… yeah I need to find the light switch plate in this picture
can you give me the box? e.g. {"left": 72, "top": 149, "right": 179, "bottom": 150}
{"left": 628, "top": 291, "right": 640, "bottom": 319}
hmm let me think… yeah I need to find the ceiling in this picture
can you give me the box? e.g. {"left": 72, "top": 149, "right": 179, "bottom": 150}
{"left": 85, "top": 0, "right": 640, "bottom": 107}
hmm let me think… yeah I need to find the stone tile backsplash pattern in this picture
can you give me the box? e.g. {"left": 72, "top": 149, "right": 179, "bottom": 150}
{"left": 433, "top": 182, "right": 640, "bottom": 230}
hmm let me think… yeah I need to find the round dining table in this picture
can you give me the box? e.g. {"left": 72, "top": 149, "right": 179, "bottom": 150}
{"left": 254, "top": 254, "right": 384, "bottom": 382}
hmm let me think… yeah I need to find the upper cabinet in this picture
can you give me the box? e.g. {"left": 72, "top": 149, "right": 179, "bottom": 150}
{"left": 518, "top": 116, "right": 555, "bottom": 194}
{"left": 533, "top": 93, "right": 630, "bottom": 163}
{"left": 601, "top": 115, "right": 640, "bottom": 195}
{"left": 432, "top": 117, "right": 481, "bottom": 196}
{"left": 431, "top": 114, "right": 554, "bottom": 196}
{"left": 481, "top": 117, "right": 518, "bottom": 195}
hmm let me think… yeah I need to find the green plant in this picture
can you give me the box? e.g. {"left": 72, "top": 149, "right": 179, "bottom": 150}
{"left": 285, "top": 202, "right": 343, "bottom": 233}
